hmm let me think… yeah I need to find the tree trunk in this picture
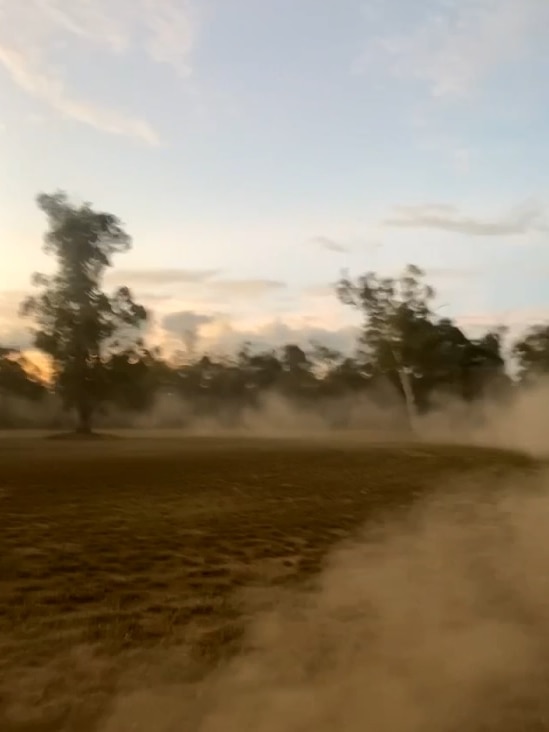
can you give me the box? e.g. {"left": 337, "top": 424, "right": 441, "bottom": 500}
{"left": 397, "top": 368, "right": 416, "bottom": 434}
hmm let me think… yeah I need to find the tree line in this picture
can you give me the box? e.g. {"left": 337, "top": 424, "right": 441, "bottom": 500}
{"left": 1, "top": 191, "right": 547, "bottom": 433}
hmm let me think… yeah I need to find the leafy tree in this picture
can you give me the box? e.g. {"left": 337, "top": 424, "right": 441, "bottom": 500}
{"left": 337, "top": 264, "right": 436, "bottom": 422}
{"left": 103, "top": 345, "right": 160, "bottom": 413}
{"left": 309, "top": 343, "right": 344, "bottom": 375}
{"left": 336, "top": 264, "right": 507, "bottom": 417}
{"left": 278, "top": 344, "right": 315, "bottom": 396}
{"left": 412, "top": 319, "right": 506, "bottom": 405}
{"left": 20, "top": 191, "right": 147, "bottom": 433}
{"left": 237, "top": 344, "right": 283, "bottom": 392}
{"left": 338, "top": 264, "right": 434, "bottom": 363}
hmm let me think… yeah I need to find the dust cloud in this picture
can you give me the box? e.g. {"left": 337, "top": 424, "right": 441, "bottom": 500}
{"left": 123, "top": 378, "right": 549, "bottom": 457}
{"left": 4, "top": 375, "right": 549, "bottom": 459}
{"left": 99, "top": 470, "right": 549, "bottom": 732}
{"left": 417, "top": 380, "right": 549, "bottom": 457}
{"left": 113, "top": 387, "right": 412, "bottom": 439}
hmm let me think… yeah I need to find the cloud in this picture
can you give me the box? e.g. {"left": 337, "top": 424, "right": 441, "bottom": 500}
{"left": 142, "top": 0, "right": 195, "bottom": 77}
{"left": 0, "top": 44, "right": 159, "bottom": 144}
{"left": 196, "top": 317, "right": 360, "bottom": 356}
{"left": 251, "top": 321, "right": 358, "bottom": 354}
{"left": 456, "top": 307, "right": 549, "bottom": 343}
{"left": 207, "top": 279, "right": 286, "bottom": 299}
{"left": 384, "top": 202, "right": 548, "bottom": 237}
{"left": 158, "top": 295, "right": 358, "bottom": 356}
{"left": 309, "top": 236, "right": 350, "bottom": 254}
{"left": 459, "top": 307, "right": 549, "bottom": 329}
{"left": 109, "top": 277, "right": 289, "bottom": 353}
{"left": 111, "top": 268, "right": 221, "bottom": 287}
{"left": 162, "top": 309, "right": 217, "bottom": 353}
{"left": 357, "top": 0, "right": 549, "bottom": 98}
{"left": 0, "top": 0, "right": 196, "bottom": 142}
{"left": 110, "top": 271, "right": 285, "bottom": 300}
{"left": 162, "top": 310, "right": 215, "bottom": 333}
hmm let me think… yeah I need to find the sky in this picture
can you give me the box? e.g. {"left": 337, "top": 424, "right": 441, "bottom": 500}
{"left": 1, "top": 0, "right": 548, "bottom": 358}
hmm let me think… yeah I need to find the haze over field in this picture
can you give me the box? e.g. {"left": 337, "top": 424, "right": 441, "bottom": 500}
{"left": 101, "top": 472, "right": 549, "bottom": 732}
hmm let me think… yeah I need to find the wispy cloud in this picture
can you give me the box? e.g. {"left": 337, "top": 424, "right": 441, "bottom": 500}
{"left": 109, "top": 270, "right": 286, "bottom": 301}
{"left": 358, "top": 0, "right": 549, "bottom": 98}
{"left": 143, "top": 0, "right": 195, "bottom": 77}
{"left": 111, "top": 268, "right": 221, "bottom": 286}
{"left": 0, "top": 0, "right": 196, "bottom": 142}
{"left": 213, "top": 319, "right": 359, "bottom": 355}
{"left": 309, "top": 236, "right": 350, "bottom": 254}
{"left": 384, "top": 202, "right": 548, "bottom": 237}
{"left": 207, "top": 279, "right": 286, "bottom": 299}
{"left": 457, "top": 307, "right": 549, "bottom": 340}
{"left": 0, "top": 44, "right": 160, "bottom": 145}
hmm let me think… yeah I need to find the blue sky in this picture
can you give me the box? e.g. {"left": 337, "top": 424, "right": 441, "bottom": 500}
{"left": 1, "top": 0, "right": 548, "bottom": 356}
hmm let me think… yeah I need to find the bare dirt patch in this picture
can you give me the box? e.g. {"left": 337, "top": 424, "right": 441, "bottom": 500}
{"left": 0, "top": 437, "right": 536, "bottom": 730}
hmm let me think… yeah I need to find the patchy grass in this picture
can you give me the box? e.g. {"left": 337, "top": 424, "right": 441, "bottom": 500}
{"left": 0, "top": 436, "right": 537, "bottom": 730}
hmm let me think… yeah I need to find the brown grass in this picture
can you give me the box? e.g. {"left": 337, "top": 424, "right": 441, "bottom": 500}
{"left": 0, "top": 435, "right": 537, "bottom": 730}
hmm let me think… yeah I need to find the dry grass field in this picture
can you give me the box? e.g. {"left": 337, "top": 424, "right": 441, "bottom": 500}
{"left": 0, "top": 435, "right": 539, "bottom": 731}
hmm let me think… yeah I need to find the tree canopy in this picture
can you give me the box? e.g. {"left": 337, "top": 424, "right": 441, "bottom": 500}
{"left": 20, "top": 192, "right": 147, "bottom": 433}
{"left": 336, "top": 264, "right": 506, "bottom": 418}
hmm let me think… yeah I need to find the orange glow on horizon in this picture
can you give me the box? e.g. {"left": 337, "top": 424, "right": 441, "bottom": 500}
{"left": 21, "top": 349, "right": 53, "bottom": 384}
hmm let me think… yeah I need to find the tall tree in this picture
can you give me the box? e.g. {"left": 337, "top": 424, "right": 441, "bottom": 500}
{"left": 337, "top": 264, "right": 436, "bottom": 423}
{"left": 20, "top": 191, "right": 147, "bottom": 433}
{"left": 336, "top": 264, "right": 506, "bottom": 416}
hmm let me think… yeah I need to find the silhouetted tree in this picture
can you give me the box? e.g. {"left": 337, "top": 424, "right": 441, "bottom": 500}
{"left": 20, "top": 191, "right": 147, "bottom": 433}
{"left": 337, "top": 264, "right": 508, "bottom": 416}
{"left": 337, "top": 264, "right": 436, "bottom": 423}
{"left": 103, "top": 345, "right": 160, "bottom": 413}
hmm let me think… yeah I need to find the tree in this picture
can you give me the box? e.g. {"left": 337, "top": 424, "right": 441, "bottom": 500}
{"left": 336, "top": 264, "right": 507, "bottom": 419}
{"left": 337, "top": 264, "right": 436, "bottom": 425}
{"left": 237, "top": 344, "right": 283, "bottom": 393}
{"left": 278, "top": 344, "right": 315, "bottom": 397}
{"left": 103, "top": 345, "right": 160, "bottom": 413}
{"left": 410, "top": 319, "right": 506, "bottom": 405}
{"left": 20, "top": 191, "right": 147, "bottom": 434}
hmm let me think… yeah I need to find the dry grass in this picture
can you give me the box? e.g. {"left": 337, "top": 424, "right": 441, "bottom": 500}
{"left": 0, "top": 435, "right": 537, "bottom": 730}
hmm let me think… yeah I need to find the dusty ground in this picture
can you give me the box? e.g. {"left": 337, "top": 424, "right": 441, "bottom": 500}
{"left": 0, "top": 435, "right": 538, "bottom": 731}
